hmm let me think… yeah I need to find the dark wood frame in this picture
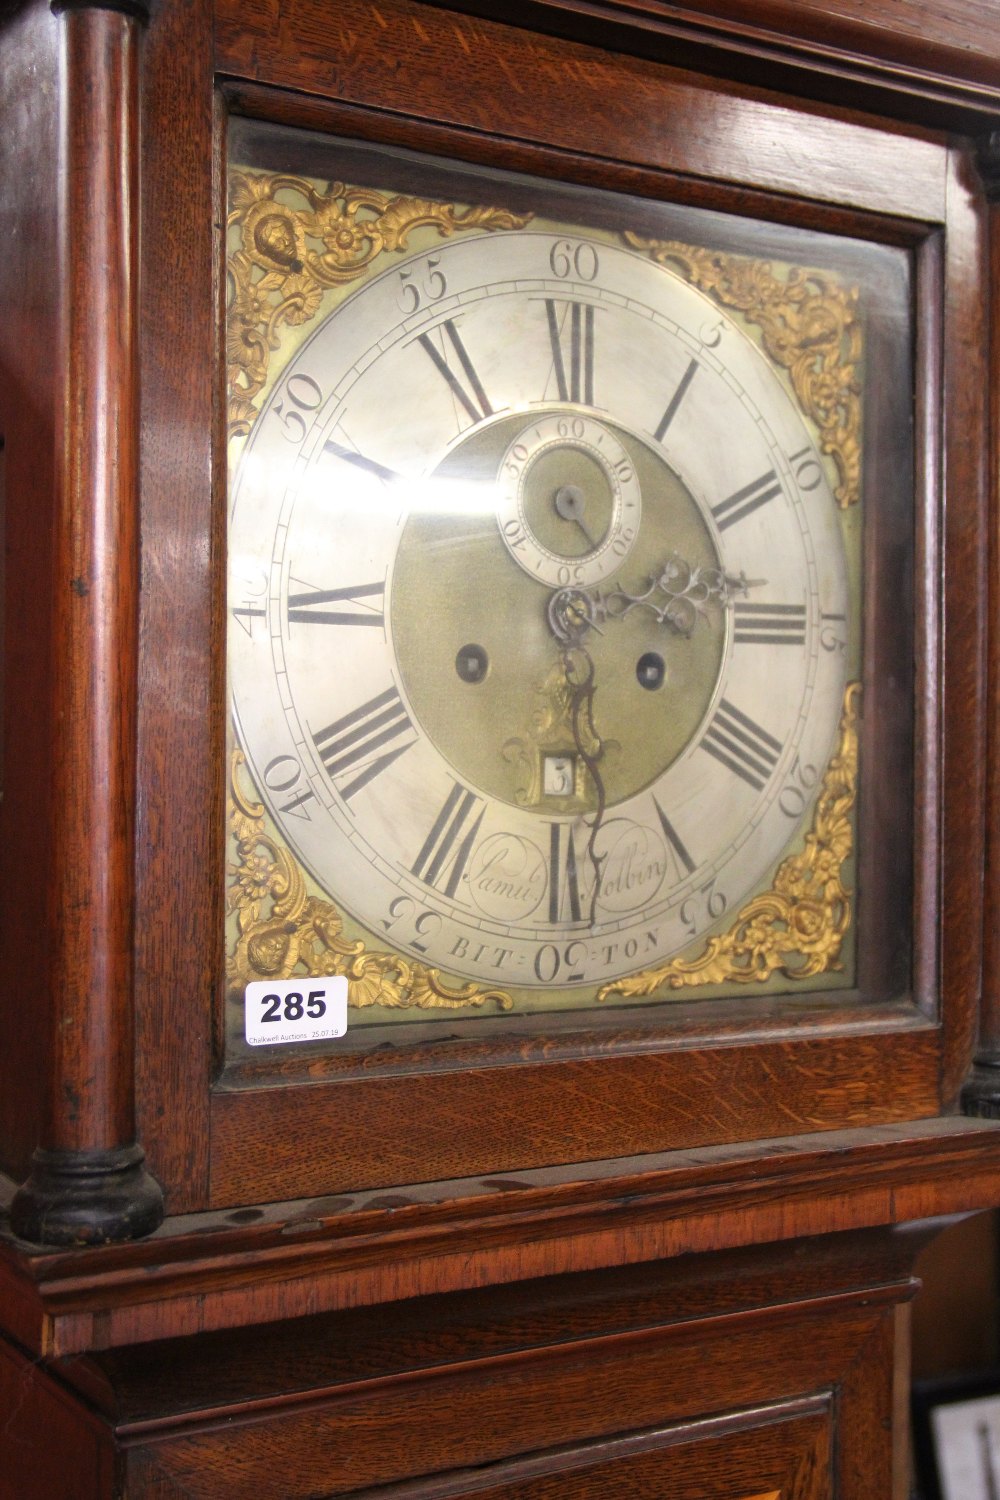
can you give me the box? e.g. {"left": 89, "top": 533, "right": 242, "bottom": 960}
{"left": 6, "top": 7, "right": 1000, "bottom": 1496}
{"left": 220, "top": 110, "right": 916, "bottom": 1074}
{"left": 0, "top": 0, "right": 995, "bottom": 1228}
{"left": 132, "top": 0, "right": 987, "bottom": 1210}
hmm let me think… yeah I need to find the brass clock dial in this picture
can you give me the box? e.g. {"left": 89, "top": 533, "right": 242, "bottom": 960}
{"left": 228, "top": 178, "right": 853, "bottom": 1013}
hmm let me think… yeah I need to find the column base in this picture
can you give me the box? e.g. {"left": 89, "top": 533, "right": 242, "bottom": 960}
{"left": 9, "top": 1143, "right": 164, "bottom": 1246}
{"left": 961, "top": 1057, "right": 1000, "bottom": 1119}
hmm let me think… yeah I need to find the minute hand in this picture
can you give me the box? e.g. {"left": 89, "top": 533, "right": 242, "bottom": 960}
{"left": 323, "top": 441, "right": 401, "bottom": 486}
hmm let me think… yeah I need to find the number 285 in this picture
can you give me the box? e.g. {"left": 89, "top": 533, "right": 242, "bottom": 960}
{"left": 259, "top": 989, "right": 327, "bottom": 1023}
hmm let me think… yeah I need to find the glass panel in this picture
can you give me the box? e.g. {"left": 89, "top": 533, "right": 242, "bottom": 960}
{"left": 224, "top": 117, "right": 912, "bottom": 1065}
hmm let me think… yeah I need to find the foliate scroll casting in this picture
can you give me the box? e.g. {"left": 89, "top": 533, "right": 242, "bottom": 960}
{"left": 226, "top": 171, "right": 532, "bottom": 438}
{"left": 625, "top": 233, "right": 862, "bottom": 508}
{"left": 227, "top": 750, "right": 514, "bottom": 1013}
{"left": 598, "top": 682, "right": 859, "bottom": 1001}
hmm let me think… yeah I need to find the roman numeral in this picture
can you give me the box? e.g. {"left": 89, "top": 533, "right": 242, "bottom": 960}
{"left": 287, "top": 579, "right": 385, "bottom": 629}
{"left": 548, "top": 822, "right": 585, "bottom": 923}
{"left": 411, "top": 781, "right": 485, "bottom": 898}
{"left": 652, "top": 358, "right": 698, "bottom": 442}
{"left": 418, "top": 320, "right": 492, "bottom": 424}
{"left": 701, "top": 700, "right": 783, "bottom": 792}
{"left": 711, "top": 469, "right": 782, "bottom": 532}
{"left": 652, "top": 798, "right": 696, "bottom": 881}
{"left": 732, "top": 601, "right": 807, "bottom": 646}
{"left": 312, "top": 686, "right": 415, "bottom": 802}
{"left": 545, "top": 300, "right": 595, "bottom": 405}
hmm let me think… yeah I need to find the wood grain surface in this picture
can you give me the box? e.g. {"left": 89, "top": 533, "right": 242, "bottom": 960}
{"left": 0, "top": 1117, "right": 995, "bottom": 1357}
{"left": 0, "top": 0, "right": 60, "bottom": 1183}
{"left": 2, "top": 0, "right": 1000, "bottom": 1490}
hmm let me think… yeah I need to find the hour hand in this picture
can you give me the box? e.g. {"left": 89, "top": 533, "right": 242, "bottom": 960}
{"left": 596, "top": 554, "right": 762, "bottom": 635}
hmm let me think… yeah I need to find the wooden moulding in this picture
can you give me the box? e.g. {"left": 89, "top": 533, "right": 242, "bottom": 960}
{"left": 963, "top": 129, "right": 1000, "bottom": 1119}
{"left": 411, "top": 0, "right": 1000, "bottom": 129}
{"left": 125, "top": 0, "right": 984, "bottom": 1212}
{"left": 9, "top": 0, "right": 163, "bottom": 1246}
{"left": 1, "top": 1117, "right": 1000, "bottom": 1358}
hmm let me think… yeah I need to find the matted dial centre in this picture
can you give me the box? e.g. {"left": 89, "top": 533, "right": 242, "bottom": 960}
{"left": 390, "top": 412, "right": 726, "bottom": 812}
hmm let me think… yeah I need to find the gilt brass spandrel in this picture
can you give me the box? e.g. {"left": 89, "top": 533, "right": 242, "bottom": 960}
{"left": 226, "top": 747, "right": 514, "bottom": 1017}
{"left": 625, "top": 232, "right": 862, "bottom": 508}
{"left": 227, "top": 170, "right": 862, "bottom": 482}
{"left": 226, "top": 171, "right": 531, "bottom": 439}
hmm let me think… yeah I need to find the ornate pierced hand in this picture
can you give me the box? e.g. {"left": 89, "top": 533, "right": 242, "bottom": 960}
{"left": 595, "top": 553, "right": 762, "bottom": 636}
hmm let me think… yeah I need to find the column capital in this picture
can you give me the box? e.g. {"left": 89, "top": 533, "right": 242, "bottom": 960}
{"left": 51, "top": 0, "right": 151, "bottom": 23}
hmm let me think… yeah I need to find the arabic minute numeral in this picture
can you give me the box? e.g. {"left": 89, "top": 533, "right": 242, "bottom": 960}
{"left": 789, "top": 445, "right": 824, "bottom": 491}
{"left": 534, "top": 939, "right": 589, "bottom": 984}
{"left": 231, "top": 602, "right": 266, "bottom": 638}
{"left": 381, "top": 895, "right": 444, "bottom": 954}
{"left": 679, "top": 878, "right": 727, "bottom": 939}
{"left": 821, "top": 612, "right": 848, "bottom": 653}
{"left": 262, "top": 754, "right": 317, "bottom": 821}
{"left": 549, "top": 239, "right": 599, "bottom": 281}
{"left": 397, "top": 256, "right": 447, "bottom": 314}
{"left": 779, "top": 755, "right": 819, "bottom": 818}
{"left": 271, "top": 372, "right": 324, "bottom": 444}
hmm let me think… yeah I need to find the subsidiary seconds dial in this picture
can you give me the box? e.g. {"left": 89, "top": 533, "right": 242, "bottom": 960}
{"left": 496, "top": 413, "right": 642, "bottom": 586}
{"left": 229, "top": 226, "right": 848, "bottom": 994}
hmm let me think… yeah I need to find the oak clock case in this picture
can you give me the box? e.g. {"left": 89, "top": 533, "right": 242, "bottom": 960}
{"left": 225, "top": 123, "right": 911, "bottom": 1066}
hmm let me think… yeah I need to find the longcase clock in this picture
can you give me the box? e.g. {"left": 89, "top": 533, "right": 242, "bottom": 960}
{"left": 2, "top": 0, "right": 1000, "bottom": 1495}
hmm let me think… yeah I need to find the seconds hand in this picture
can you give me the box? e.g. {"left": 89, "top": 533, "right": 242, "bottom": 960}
{"left": 553, "top": 484, "right": 600, "bottom": 549}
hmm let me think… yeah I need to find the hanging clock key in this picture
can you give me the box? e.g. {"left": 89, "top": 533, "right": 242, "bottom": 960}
{"left": 229, "top": 212, "right": 850, "bottom": 1007}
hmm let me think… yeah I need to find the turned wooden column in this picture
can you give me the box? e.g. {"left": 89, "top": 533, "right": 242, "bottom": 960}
{"left": 10, "top": 0, "right": 163, "bottom": 1243}
{"left": 964, "top": 132, "right": 1000, "bottom": 1118}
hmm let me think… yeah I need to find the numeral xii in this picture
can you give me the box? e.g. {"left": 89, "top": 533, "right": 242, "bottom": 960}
{"left": 546, "top": 300, "right": 595, "bottom": 405}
